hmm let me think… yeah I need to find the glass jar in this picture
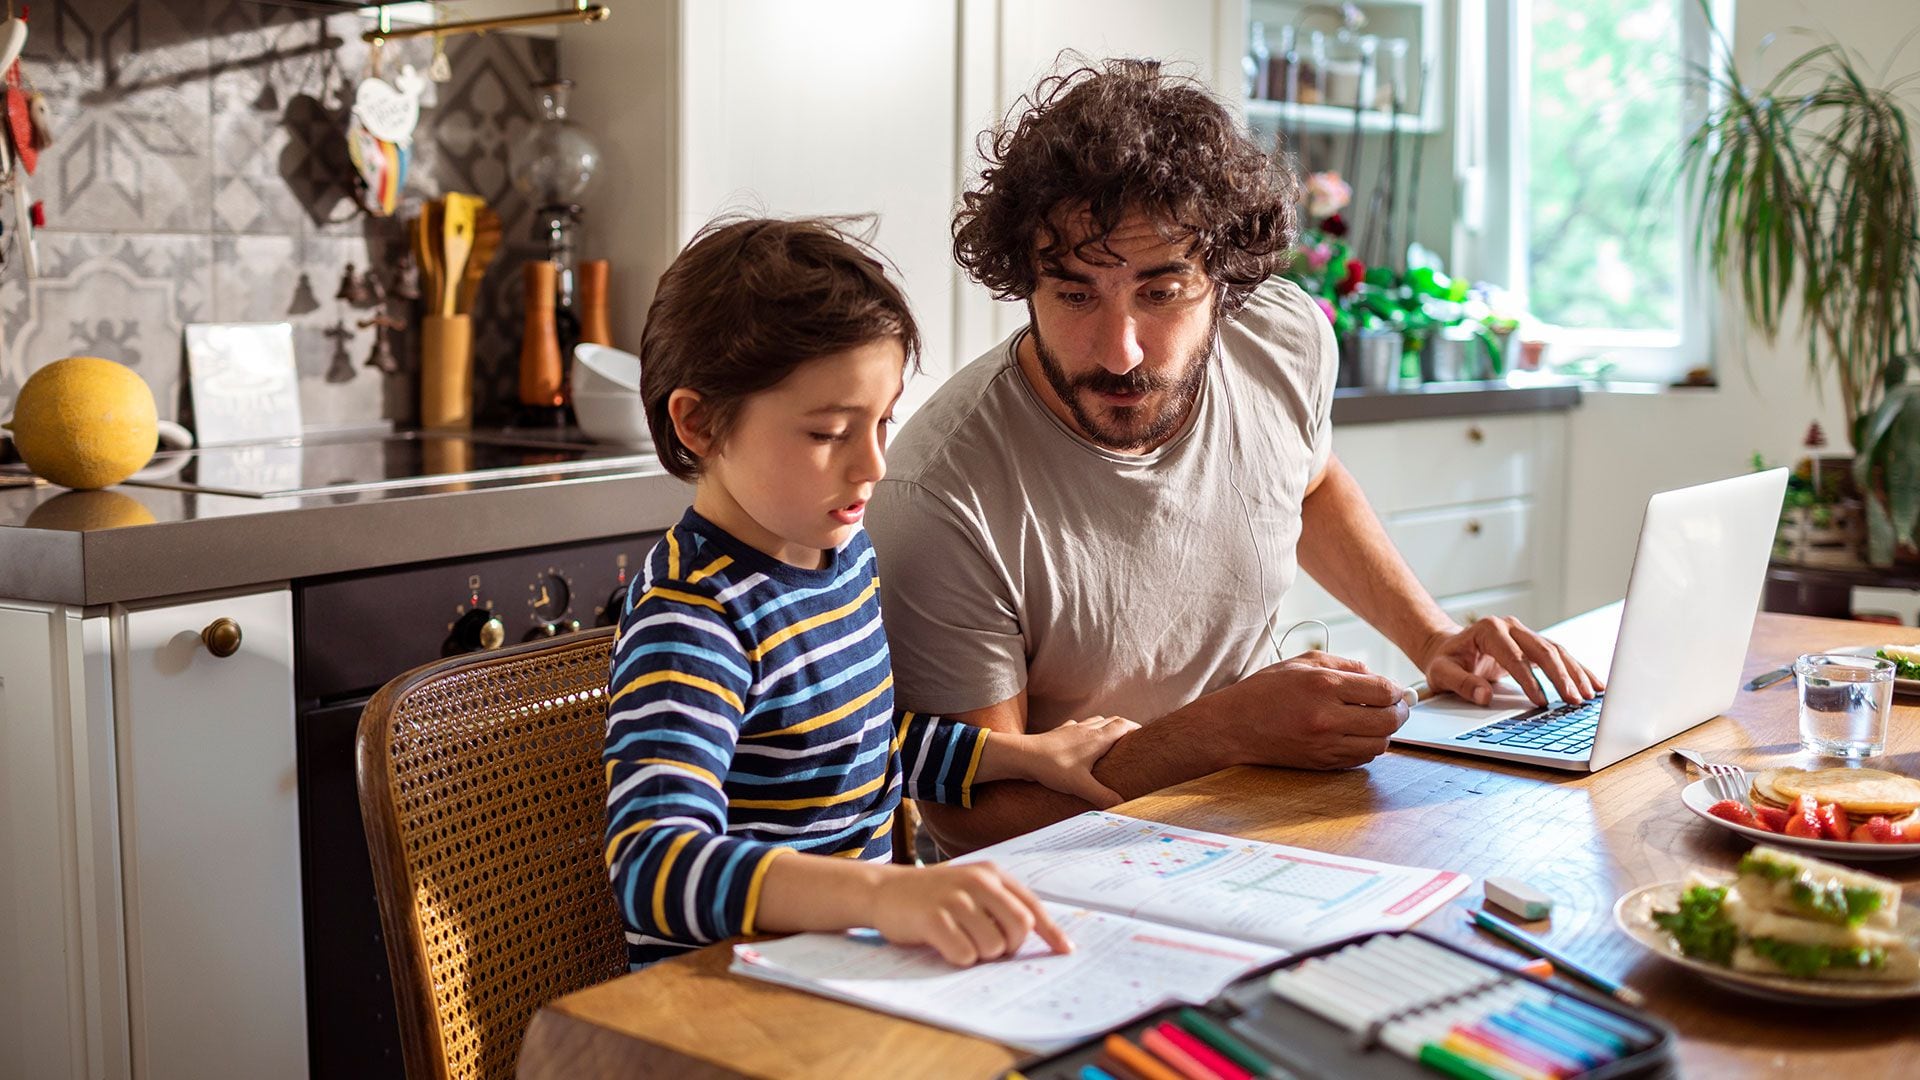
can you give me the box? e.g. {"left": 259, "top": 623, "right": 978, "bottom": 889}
{"left": 1301, "top": 30, "right": 1327, "bottom": 105}
{"left": 1246, "top": 22, "right": 1272, "bottom": 100}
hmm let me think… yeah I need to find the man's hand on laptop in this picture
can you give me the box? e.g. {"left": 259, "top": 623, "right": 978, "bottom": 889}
{"left": 1223, "top": 651, "right": 1412, "bottom": 770}
{"left": 1416, "top": 616, "right": 1605, "bottom": 708}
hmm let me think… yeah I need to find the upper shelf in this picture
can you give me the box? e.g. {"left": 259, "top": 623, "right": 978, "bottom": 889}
{"left": 1245, "top": 98, "right": 1439, "bottom": 135}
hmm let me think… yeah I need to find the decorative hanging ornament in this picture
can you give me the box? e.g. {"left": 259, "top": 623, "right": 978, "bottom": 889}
{"left": 346, "top": 64, "right": 424, "bottom": 218}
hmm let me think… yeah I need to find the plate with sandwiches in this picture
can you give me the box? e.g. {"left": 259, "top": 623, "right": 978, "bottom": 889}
{"left": 1681, "top": 766, "right": 1920, "bottom": 861}
{"left": 1824, "top": 643, "right": 1920, "bottom": 694}
{"left": 1616, "top": 846, "right": 1920, "bottom": 1002}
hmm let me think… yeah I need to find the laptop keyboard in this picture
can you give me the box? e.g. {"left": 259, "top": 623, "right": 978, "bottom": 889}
{"left": 1455, "top": 693, "right": 1607, "bottom": 755}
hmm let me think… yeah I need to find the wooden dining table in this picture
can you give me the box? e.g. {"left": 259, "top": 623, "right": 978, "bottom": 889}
{"left": 517, "top": 613, "right": 1920, "bottom": 1079}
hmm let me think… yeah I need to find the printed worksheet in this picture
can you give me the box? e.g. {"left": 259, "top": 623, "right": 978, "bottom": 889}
{"left": 731, "top": 903, "right": 1283, "bottom": 1052}
{"left": 956, "top": 811, "right": 1469, "bottom": 948}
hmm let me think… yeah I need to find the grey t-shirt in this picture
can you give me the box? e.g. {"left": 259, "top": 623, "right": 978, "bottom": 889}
{"left": 866, "top": 276, "right": 1339, "bottom": 733}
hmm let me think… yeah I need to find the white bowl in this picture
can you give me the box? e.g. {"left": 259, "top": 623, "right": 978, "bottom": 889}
{"left": 573, "top": 343, "right": 640, "bottom": 395}
{"left": 574, "top": 389, "right": 652, "bottom": 447}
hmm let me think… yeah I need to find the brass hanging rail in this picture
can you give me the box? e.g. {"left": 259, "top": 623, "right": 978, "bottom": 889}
{"left": 362, "top": 3, "right": 610, "bottom": 44}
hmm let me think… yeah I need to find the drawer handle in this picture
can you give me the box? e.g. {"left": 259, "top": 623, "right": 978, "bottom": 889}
{"left": 1466, "top": 424, "right": 1485, "bottom": 444}
{"left": 1466, "top": 519, "right": 1483, "bottom": 536}
{"left": 200, "top": 618, "right": 243, "bottom": 658}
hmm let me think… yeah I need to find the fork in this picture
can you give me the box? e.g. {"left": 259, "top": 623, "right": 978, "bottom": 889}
{"left": 1671, "top": 747, "right": 1750, "bottom": 805}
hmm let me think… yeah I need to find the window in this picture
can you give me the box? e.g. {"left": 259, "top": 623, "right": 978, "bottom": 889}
{"left": 1457, "top": 0, "right": 1723, "bottom": 381}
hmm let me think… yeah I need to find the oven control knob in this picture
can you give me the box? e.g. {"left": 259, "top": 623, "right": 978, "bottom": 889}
{"left": 598, "top": 588, "right": 627, "bottom": 627}
{"left": 558, "top": 618, "right": 582, "bottom": 635}
{"left": 523, "top": 623, "right": 558, "bottom": 643}
{"left": 450, "top": 608, "right": 506, "bottom": 652}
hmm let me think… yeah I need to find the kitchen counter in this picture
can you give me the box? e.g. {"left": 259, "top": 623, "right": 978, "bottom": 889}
{"left": 1330, "top": 378, "right": 1581, "bottom": 424}
{"left": 0, "top": 463, "right": 691, "bottom": 606}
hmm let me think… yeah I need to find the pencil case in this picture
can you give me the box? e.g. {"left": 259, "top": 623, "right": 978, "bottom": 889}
{"left": 1010, "top": 929, "right": 1676, "bottom": 1080}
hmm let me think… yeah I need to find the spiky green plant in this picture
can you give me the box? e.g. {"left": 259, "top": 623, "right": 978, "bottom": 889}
{"left": 1667, "top": 15, "right": 1920, "bottom": 561}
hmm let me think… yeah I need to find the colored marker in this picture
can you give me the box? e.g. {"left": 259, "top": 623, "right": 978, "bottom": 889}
{"left": 1154, "top": 1022, "right": 1252, "bottom": 1080}
{"left": 1468, "top": 910, "right": 1644, "bottom": 1007}
{"left": 1418, "top": 1041, "right": 1527, "bottom": 1080}
{"left": 1079, "top": 1065, "right": 1120, "bottom": 1080}
{"left": 1105, "top": 1033, "right": 1185, "bottom": 1080}
{"left": 1141, "top": 1025, "right": 1226, "bottom": 1080}
{"left": 1175, "top": 1008, "right": 1285, "bottom": 1078}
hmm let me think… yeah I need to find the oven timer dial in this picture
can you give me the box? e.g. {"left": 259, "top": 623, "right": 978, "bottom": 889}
{"left": 528, "top": 569, "right": 573, "bottom": 623}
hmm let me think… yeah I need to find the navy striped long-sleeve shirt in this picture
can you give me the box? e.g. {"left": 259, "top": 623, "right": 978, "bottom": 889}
{"left": 604, "top": 508, "right": 990, "bottom": 968}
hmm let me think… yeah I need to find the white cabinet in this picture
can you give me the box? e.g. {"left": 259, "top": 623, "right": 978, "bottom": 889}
{"left": 1, "top": 586, "right": 299, "bottom": 1080}
{"left": 1281, "top": 412, "right": 1570, "bottom": 682}
{"left": 116, "top": 588, "right": 305, "bottom": 1080}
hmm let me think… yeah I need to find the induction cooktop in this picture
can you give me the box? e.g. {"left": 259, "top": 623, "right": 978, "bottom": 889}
{"left": 121, "top": 429, "right": 659, "bottom": 499}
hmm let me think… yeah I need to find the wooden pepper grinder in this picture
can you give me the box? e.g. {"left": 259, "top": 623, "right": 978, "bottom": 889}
{"left": 518, "top": 260, "right": 567, "bottom": 422}
{"left": 577, "top": 258, "right": 613, "bottom": 347}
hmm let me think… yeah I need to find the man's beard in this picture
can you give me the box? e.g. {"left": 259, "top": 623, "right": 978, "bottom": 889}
{"left": 1029, "top": 312, "right": 1215, "bottom": 452}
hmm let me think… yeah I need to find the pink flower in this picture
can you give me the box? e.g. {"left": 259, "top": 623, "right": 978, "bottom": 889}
{"left": 1305, "top": 243, "right": 1334, "bottom": 271}
{"left": 1305, "top": 171, "right": 1352, "bottom": 219}
{"left": 1314, "top": 296, "right": 1337, "bottom": 324}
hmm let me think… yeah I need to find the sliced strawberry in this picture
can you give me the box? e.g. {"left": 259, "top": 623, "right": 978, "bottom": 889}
{"left": 1816, "top": 801, "right": 1850, "bottom": 842}
{"left": 1853, "top": 816, "right": 1897, "bottom": 844}
{"left": 1707, "top": 800, "right": 1758, "bottom": 828}
{"left": 1784, "top": 794, "right": 1824, "bottom": 839}
{"left": 1753, "top": 805, "right": 1790, "bottom": 832}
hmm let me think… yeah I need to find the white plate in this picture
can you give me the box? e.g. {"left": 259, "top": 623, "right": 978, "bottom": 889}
{"left": 1820, "top": 644, "right": 1920, "bottom": 695}
{"left": 1679, "top": 778, "right": 1920, "bottom": 862}
{"left": 1615, "top": 880, "right": 1920, "bottom": 1003}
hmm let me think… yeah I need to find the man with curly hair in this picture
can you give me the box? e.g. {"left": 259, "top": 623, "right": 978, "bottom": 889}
{"left": 866, "top": 60, "right": 1600, "bottom": 854}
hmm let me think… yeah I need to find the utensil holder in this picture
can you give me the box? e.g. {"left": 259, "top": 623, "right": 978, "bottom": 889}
{"left": 420, "top": 313, "right": 474, "bottom": 430}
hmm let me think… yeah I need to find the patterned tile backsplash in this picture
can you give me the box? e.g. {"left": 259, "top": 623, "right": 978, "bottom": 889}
{"left": 0, "top": 0, "right": 559, "bottom": 428}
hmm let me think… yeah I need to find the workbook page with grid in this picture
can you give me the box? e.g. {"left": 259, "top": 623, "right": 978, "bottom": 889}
{"left": 955, "top": 810, "right": 1469, "bottom": 948}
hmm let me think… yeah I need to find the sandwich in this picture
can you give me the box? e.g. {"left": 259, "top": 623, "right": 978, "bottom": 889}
{"left": 1652, "top": 847, "right": 1918, "bottom": 983}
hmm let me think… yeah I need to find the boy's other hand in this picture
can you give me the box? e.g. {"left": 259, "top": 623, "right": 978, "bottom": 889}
{"left": 871, "top": 862, "right": 1069, "bottom": 966}
{"left": 1021, "top": 714, "right": 1139, "bottom": 808}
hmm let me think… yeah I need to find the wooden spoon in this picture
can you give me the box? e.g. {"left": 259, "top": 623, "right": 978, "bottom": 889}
{"left": 439, "top": 192, "right": 476, "bottom": 317}
{"left": 457, "top": 204, "right": 500, "bottom": 315}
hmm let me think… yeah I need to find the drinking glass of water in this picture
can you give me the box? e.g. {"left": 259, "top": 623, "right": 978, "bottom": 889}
{"left": 1795, "top": 653, "right": 1893, "bottom": 758}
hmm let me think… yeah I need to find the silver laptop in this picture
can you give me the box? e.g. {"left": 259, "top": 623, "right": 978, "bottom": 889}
{"left": 1391, "top": 468, "right": 1790, "bottom": 772}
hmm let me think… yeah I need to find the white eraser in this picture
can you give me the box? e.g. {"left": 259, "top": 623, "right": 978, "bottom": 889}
{"left": 1485, "top": 877, "right": 1553, "bottom": 921}
{"left": 1400, "top": 685, "right": 1419, "bottom": 710}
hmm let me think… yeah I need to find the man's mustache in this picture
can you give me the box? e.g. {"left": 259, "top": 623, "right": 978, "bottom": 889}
{"left": 1070, "top": 368, "right": 1173, "bottom": 395}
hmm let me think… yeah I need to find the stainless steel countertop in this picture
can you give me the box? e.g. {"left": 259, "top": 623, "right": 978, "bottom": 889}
{"left": 0, "top": 462, "right": 692, "bottom": 606}
{"left": 0, "top": 382, "right": 1577, "bottom": 607}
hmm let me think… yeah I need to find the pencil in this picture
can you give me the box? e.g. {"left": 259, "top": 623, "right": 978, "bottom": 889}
{"left": 1467, "top": 910, "right": 1645, "bottom": 1007}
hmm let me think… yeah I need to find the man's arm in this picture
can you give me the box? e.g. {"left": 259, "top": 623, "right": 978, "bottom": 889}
{"left": 916, "top": 655, "right": 1407, "bottom": 856}
{"left": 1296, "top": 453, "right": 1601, "bottom": 706}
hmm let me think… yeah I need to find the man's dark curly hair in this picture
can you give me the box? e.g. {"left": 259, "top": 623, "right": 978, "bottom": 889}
{"left": 953, "top": 58, "right": 1299, "bottom": 317}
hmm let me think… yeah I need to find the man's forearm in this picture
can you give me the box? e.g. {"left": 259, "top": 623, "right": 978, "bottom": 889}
{"left": 1297, "top": 455, "right": 1454, "bottom": 664}
{"left": 919, "top": 702, "right": 1245, "bottom": 855}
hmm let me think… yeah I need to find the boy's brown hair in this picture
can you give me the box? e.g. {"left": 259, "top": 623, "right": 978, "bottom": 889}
{"left": 640, "top": 217, "right": 921, "bottom": 480}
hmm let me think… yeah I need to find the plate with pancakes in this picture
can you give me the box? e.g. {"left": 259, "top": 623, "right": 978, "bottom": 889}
{"left": 1681, "top": 766, "right": 1920, "bottom": 861}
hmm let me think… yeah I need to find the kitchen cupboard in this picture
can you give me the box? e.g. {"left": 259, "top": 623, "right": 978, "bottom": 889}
{"left": 0, "top": 587, "right": 302, "bottom": 1080}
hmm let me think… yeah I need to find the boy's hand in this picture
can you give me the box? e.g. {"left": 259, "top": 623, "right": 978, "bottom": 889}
{"left": 1020, "top": 715, "right": 1139, "bottom": 808}
{"left": 871, "top": 862, "right": 1070, "bottom": 966}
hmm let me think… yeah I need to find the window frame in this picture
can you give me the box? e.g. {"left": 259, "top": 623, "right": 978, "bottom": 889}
{"left": 1454, "top": 0, "right": 1728, "bottom": 382}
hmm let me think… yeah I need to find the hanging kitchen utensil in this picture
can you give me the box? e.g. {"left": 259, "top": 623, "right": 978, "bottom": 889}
{"left": 456, "top": 203, "right": 500, "bottom": 315}
{"left": 439, "top": 191, "right": 476, "bottom": 317}
{"left": 323, "top": 320, "right": 356, "bottom": 383}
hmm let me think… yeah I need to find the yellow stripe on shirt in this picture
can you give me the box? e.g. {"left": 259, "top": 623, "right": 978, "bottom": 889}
{"left": 959, "top": 729, "right": 989, "bottom": 810}
{"left": 730, "top": 771, "right": 885, "bottom": 810}
{"left": 740, "top": 675, "right": 890, "bottom": 740}
{"left": 604, "top": 817, "right": 657, "bottom": 867}
{"left": 687, "top": 555, "right": 733, "bottom": 583}
{"left": 740, "top": 846, "right": 795, "bottom": 935}
{"left": 748, "top": 576, "right": 880, "bottom": 659}
{"left": 665, "top": 526, "right": 681, "bottom": 579}
{"left": 892, "top": 710, "right": 914, "bottom": 754}
{"left": 613, "top": 668, "right": 744, "bottom": 713}
{"left": 650, "top": 831, "right": 697, "bottom": 934}
{"left": 634, "top": 585, "right": 724, "bottom": 613}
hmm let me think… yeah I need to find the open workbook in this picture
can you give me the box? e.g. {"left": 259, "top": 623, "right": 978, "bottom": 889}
{"left": 729, "top": 811, "right": 1470, "bottom": 1051}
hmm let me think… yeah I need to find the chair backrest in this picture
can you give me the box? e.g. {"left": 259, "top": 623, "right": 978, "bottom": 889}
{"left": 357, "top": 627, "right": 629, "bottom": 1080}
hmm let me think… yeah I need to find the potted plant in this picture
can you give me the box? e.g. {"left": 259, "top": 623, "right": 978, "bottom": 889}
{"left": 1668, "top": 12, "right": 1920, "bottom": 563}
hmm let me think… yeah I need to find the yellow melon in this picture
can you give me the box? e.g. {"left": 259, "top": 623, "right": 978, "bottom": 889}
{"left": 3, "top": 357, "right": 159, "bottom": 490}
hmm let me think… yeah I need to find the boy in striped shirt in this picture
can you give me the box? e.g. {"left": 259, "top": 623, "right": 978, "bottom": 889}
{"left": 607, "top": 218, "right": 1136, "bottom": 969}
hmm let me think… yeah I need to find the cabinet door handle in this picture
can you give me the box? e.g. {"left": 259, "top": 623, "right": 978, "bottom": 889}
{"left": 1466, "top": 519, "right": 1483, "bottom": 536}
{"left": 201, "top": 618, "right": 243, "bottom": 658}
{"left": 1466, "top": 424, "right": 1485, "bottom": 444}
